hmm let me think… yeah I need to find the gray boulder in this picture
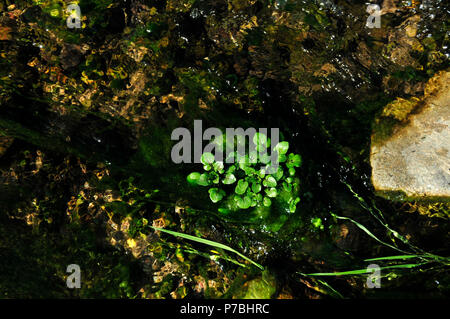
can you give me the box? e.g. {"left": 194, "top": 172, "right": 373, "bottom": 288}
{"left": 370, "top": 71, "right": 450, "bottom": 200}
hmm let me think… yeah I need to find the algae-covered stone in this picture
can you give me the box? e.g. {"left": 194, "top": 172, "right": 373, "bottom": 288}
{"left": 370, "top": 71, "right": 450, "bottom": 200}
{"left": 0, "top": 136, "right": 13, "bottom": 157}
{"left": 233, "top": 270, "right": 277, "bottom": 299}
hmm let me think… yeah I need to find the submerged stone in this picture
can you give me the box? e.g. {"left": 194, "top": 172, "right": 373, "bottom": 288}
{"left": 370, "top": 71, "right": 450, "bottom": 201}
{"left": 0, "top": 136, "right": 13, "bottom": 157}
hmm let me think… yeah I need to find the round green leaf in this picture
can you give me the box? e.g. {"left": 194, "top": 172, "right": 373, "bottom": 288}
{"left": 311, "top": 217, "right": 323, "bottom": 229}
{"left": 252, "top": 182, "right": 262, "bottom": 193}
{"left": 259, "top": 153, "right": 271, "bottom": 164}
{"left": 197, "top": 173, "right": 211, "bottom": 186}
{"left": 235, "top": 134, "right": 246, "bottom": 149}
{"left": 226, "top": 152, "right": 237, "bottom": 163}
{"left": 274, "top": 141, "right": 289, "bottom": 155}
{"left": 226, "top": 165, "right": 236, "bottom": 174}
{"left": 187, "top": 172, "right": 201, "bottom": 185}
{"left": 222, "top": 173, "right": 236, "bottom": 185}
{"left": 248, "top": 151, "right": 258, "bottom": 163}
{"left": 235, "top": 180, "right": 248, "bottom": 195}
{"left": 201, "top": 152, "right": 215, "bottom": 165}
{"left": 263, "top": 197, "right": 272, "bottom": 207}
{"left": 278, "top": 153, "right": 287, "bottom": 163}
{"left": 263, "top": 175, "right": 277, "bottom": 188}
{"left": 208, "top": 188, "right": 225, "bottom": 203}
{"left": 212, "top": 134, "right": 225, "bottom": 149}
{"left": 274, "top": 167, "right": 284, "bottom": 181}
{"left": 212, "top": 161, "right": 224, "bottom": 173}
{"left": 287, "top": 153, "right": 302, "bottom": 168}
{"left": 243, "top": 166, "right": 256, "bottom": 176}
{"left": 218, "top": 208, "right": 231, "bottom": 215}
{"left": 237, "top": 196, "right": 252, "bottom": 209}
{"left": 253, "top": 132, "right": 268, "bottom": 147}
{"left": 258, "top": 168, "right": 266, "bottom": 178}
{"left": 265, "top": 187, "right": 278, "bottom": 198}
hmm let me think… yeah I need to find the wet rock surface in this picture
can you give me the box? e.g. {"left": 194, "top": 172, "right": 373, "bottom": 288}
{"left": 1, "top": 0, "right": 449, "bottom": 299}
{"left": 371, "top": 71, "right": 450, "bottom": 200}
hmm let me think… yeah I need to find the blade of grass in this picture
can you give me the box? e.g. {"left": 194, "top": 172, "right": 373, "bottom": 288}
{"left": 150, "top": 226, "right": 264, "bottom": 270}
{"left": 181, "top": 247, "right": 248, "bottom": 268}
{"left": 317, "top": 279, "right": 345, "bottom": 299}
{"left": 364, "top": 255, "right": 421, "bottom": 262}
{"left": 343, "top": 182, "right": 424, "bottom": 253}
{"left": 331, "top": 213, "right": 410, "bottom": 254}
{"left": 300, "top": 262, "right": 430, "bottom": 276}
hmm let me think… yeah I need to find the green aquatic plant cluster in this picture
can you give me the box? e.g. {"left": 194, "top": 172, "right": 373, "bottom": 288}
{"left": 187, "top": 133, "right": 302, "bottom": 213}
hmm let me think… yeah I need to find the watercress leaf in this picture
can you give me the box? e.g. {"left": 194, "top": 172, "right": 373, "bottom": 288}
{"left": 235, "top": 180, "right": 249, "bottom": 195}
{"left": 274, "top": 141, "right": 289, "bottom": 155}
{"left": 274, "top": 167, "right": 284, "bottom": 181}
{"left": 212, "top": 134, "right": 225, "bottom": 150}
{"left": 235, "top": 134, "right": 246, "bottom": 149}
{"left": 263, "top": 175, "right": 277, "bottom": 188}
{"left": 238, "top": 156, "right": 250, "bottom": 171}
{"left": 265, "top": 187, "right": 278, "bottom": 198}
{"left": 201, "top": 152, "right": 215, "bottom": 165}
{"left": 253, "top": 132, "right": 268, "bottom": 148}
{"left": 258, "top": 168, "right": 266, "bottom": 178}
{"left": 283, "top": 182, "right": 292, "bottom": 192}
{"left": 197, "top": 173, "right": 211, "bottom": 186}
{"left": 218, "top": 208, "right": 231, "bottom": 215}
{"left": 203, "top": 164, "right": 212, "bottom": 171}
{"left": 208, "top": 188, "right": 225, "bottom": 203}
{"left": 243, "top": 166, "right": 256, "bottom": 176}
{"left": 263, "top": 197, "right": 272, "bottom": 207}
{"left": 287, "top": 153, "right": 302, "bottom": 168}
{"left": 212, "top": 161, "right": 224, "bottom": 172}
{"left": 237, "top": 195, "right": 252, "bottom": 209}
{"left": 248, "top": 151, "right": 258, "bottom": 163}
{"left": 311, "top": 217, "right": 323, "bottom": 229}
{"left": 226, "top": 165, "right": 236, "bottom": 174}
{"left": 222, "top": 173, "right": 237, "bottom": 184}
{"left": 278, "top": 153, "right": 287, "bottom": 163}
{"left": 264, "top": 164, "right": 278, "bottom": 175}
{"left": 226, "top": 152, "right": 237, "bottom": 163}
{"left": 289, "top": 197, "right": 300, "bottom": 213}
{"left": 187, "top": 172, "right": 201, "bottom": 185}
{"left": 252, "top": 182, "right": 262, "bottom": 193}
{"left": 259, "top": 153, "right": 271, "bottom": 164}
{"left": 289, "top": 167, "right": 296, "bottom": 176}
